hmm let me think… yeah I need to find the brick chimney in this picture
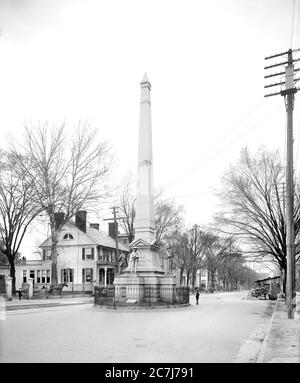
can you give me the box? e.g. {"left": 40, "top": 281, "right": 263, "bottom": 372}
{"left": 75, "top": 210, "right": 87, "bottom": 232}
{"left": 108, "top": 222, "right": 118, "bottom": 238}
{"left": 54, "top": 212, "right": 65, "bottom": 230}
{"left": 90, "top": 223, "right": 100, "bottom": 230}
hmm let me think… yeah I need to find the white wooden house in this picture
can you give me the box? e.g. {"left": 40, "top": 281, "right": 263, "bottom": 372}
{"left": 16, "top": 211, "right": 129, "bottom": 293}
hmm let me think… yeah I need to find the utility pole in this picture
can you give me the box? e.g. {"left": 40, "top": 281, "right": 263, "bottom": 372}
{"left": 104, "top": 206, "right": 126, "bottom": 275}
{"left": 280, "top": 182, "right": 286, "bottom": 217}
{"left": 193, "top": 224, "right": 200, "bottom": 290}
{"left": 264, "top": 48, "right": 300, "bottom": 318}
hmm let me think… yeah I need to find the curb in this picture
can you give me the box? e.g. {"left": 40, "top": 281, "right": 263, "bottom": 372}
{"left": 4, "top": 301, "right": 92, "bottom": 311}
{"left": 92, "top": 303, "right": 191, "bottom": 311}
{"left": 256, "top": 300, "right": 278, "bottom": 363}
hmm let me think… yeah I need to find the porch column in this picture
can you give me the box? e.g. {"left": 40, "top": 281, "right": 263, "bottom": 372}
{"left": 28, "top": 278, "right": 34, "bottom": 299}
{"left": 104, "top": 267, "right": 107, "bottom": 287}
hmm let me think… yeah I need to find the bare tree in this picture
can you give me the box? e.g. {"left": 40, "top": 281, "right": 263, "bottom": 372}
{"left": 165, "top": 227, "right": 209, "bottom": 288}
{"left": 215, "top": 146, "right": 300, "bottom": 292}
{"left": 188, "top": 229, "right": 212, "bottom": 290}
{"left": 12, "top": 122, "right": 113, "bottom": 285}
{"left": 216, "top": 244, "right": 244, "bottom": 291}
{"left": 117, "top": 175, "right": 183, "bottom": 245}
{"left": 202, "top": 233, "right": 232, "bottom": 292}
{"left": 154, "top": 200, "right": 184, "bottom": 244}
{"left": 117, "top": 174, "right": 136, "bottom": 244}
{"left": 167, "top": 229, "right": 191, "bottom": 285}
{"left": 0, "top": 150, "right": 42, "bottom": 292}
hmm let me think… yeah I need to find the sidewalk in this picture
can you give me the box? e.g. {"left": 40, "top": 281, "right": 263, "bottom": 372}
{"left": 257, "top": 292, "right": 300, "bottom": 363}
{"left": 0, "top": 295, "right": 94, "bottom": 311}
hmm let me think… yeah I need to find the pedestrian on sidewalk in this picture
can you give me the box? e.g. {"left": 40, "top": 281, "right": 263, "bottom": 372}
{"left": 17, "top": 288, "right": 22, "bottom": 301}
{"left": 195, "top": 288, "right": 199, "bottom": 305}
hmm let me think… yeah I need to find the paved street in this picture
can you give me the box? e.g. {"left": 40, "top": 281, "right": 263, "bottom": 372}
{"left": 0, "top": 291, "right": 275, "bottom": 363}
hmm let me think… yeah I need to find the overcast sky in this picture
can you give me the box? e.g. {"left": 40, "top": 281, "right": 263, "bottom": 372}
{"left": 0, "top": 0, "right": 300, "bottom": 262}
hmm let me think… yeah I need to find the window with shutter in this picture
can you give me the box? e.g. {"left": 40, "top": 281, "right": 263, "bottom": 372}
{"left": 82, "top": 248, "right": 85, "bottom": 260}
{"left": 85, "top": 268, "right": 92, "bottom": 282}
{"left": 82, "top": 268, "right": 93, "bottom": 282}
{"left": 42, "top": 270, "right": 46, "bottom": 283}
{"left": 91, "top": 248, "right": 94, "bottom": 260}
{"left": 69, "top": 269, "right": 73, "bottom": 283}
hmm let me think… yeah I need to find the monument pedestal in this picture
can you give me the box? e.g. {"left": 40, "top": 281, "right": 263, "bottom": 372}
{"left": 143, "top": 276, "right": 162, "bottom": 304}
{"left": 159, "top": 275, "right": 176, "bottom": 304}
{"left": 114, "top": 240, "right": 176, "bottom": 305}
{"left": 114, "top": 273, "right": 176, "bottom": 305}
{"left": 114, "top": 274, "right": 145, "bottom": 304}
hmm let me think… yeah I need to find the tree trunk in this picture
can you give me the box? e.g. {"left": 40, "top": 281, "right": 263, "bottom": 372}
{"left": 192, "top": 271, "right": 196, "bottom": 290}
{"left": 186, "top": 270, "right": 190, "bottom": 287}
{"left": 8, "top": 255, "right": 16, "bottom": 294}
{"left": 51, "top": 227, "right": 59, "bottom": 285}
{"left": 208, "top": 270, "right": 214, "bottom": 292}
{"left": 180, "top": 268, "right": 184, "bottom": 286}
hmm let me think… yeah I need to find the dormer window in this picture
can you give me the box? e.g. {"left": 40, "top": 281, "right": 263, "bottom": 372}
{"left": 63, "top": 233, "right": 74, "bottom": 240}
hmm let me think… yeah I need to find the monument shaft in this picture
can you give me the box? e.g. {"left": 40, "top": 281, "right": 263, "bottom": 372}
{"left": 135, "top": 74, "right": 155, "bottom": 244}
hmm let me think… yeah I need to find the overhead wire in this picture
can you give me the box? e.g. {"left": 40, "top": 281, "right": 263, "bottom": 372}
{"left": 291, "top": 0, "right": 296, "bottom": 48}
{"left": 291, "top": 0, "right": 300, "bottom": 176}
{"left": 159, "top": 99, "right": 265, "bottom": 192}
{"left": 159, "top": 102, "right": 283, "bottom": 195}
{"left": 154, "top": 190, "right": 214, "bottom": 207}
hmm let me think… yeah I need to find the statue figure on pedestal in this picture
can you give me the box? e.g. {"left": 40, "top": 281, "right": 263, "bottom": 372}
{"left": 118, "top": 251, "right": 128, "bottom": 273}
{"left": 166, "top": 249, "right": 174, "bottom": 274}
{"left": 129, "top": 247, "right": 139, "bottom": 273}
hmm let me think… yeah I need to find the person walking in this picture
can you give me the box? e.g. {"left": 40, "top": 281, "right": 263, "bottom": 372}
{"left": 17, "top": 288, "right": 22, "bottom": 301}
{"left": 195, "top": 288, "right": 199, "bottom": 305}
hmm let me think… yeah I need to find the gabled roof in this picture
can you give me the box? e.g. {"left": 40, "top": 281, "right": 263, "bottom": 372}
{"left": 86, "top": 227, "right": 129, "bottom": 252}
{"left": 40, "top": 222, "right": 129, "bottom": 252}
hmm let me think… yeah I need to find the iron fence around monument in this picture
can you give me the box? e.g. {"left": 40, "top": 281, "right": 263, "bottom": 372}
{"left": 94, "top": 285, "right": 116, "bottom": 308}
{"left": 175, "top": 286, "right": 190, "bottom": 304}
{"left": 0, "top": 276, "right": 6, "bottom": 296}
{"left": 94, "top": 285, "right": 190, "bottom": 306}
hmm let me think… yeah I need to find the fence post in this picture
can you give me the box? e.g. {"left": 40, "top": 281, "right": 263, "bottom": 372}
{"left": 6, "top": 277, "right": 12, "bottom": 301}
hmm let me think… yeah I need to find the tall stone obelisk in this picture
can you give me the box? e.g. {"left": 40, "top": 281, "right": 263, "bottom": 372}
{"left": 134, "top": 73, "right": 156, "bottom": 245}
{"left": 113, "top": 74, "right": 176, "bottom": 304}
{"left": 129, "top": 73, "right": 163, "bottom": 275}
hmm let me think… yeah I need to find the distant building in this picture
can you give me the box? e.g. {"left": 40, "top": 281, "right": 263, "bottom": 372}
{"left": 197, "top": 268, "right": 208, "bottom": 290}
{"left": 173, "top": 268, "right": 209, "bottom": 290}
{"left": 15, "top": 211, "right": 130, "bottom": 293}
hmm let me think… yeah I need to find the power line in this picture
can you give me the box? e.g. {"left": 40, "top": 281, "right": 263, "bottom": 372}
{"left": 154, "top": 190, "right": 213, "bottom": 206}
{"left": 160, "top": 103, "right": 283, "bottom": 194}
{"left": 291, "top": 0, "right": 296, "bottom": 48}
{"left": 160, "top": 99, "right": 264, "bottom": 191}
